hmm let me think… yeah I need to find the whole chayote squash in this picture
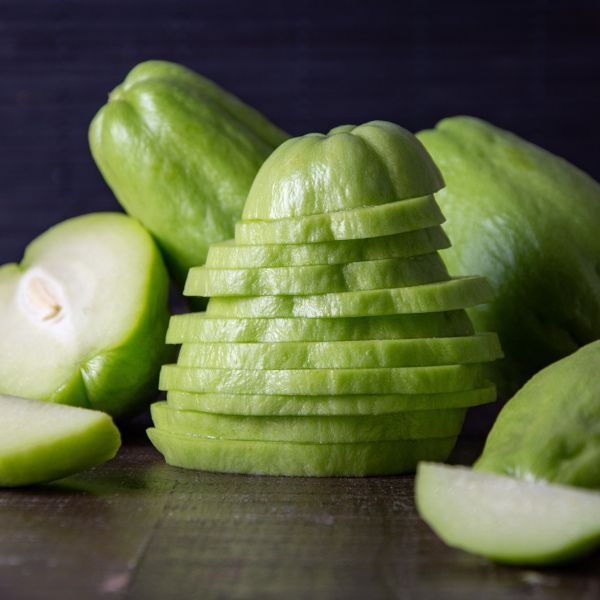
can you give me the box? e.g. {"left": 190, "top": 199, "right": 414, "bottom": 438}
{"left": 418, "top": 117, "right": 600, "bottom": 396}
{"left": 89, "top": 60, "right": 289, "bottom": 288}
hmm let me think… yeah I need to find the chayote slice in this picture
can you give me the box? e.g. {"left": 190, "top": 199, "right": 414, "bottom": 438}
{"left": 159, "top": 363, "right": 491, "bottom": 395}
{"left": 204, "top": 276, "right": 493, "bottom": 318}
{"left": 185, "top": 253, "right": 449, "bottom": 296}
{"left": 166, "top": 386, "right": 496, "bottom": 416}
{"left": 235, "top": 195, "right": 444, "bottom": 244}
{"left": 166, "top": 311, "right": 475, "bottom": 344}
{"left": 475, "top": 340, "right": 600, "bottom": 488}
{"left": 205, "top": 227, "right": 449, "bottom": 268}
{"left": 147, "top": 428, "right": 457, "bottom": 476}
{"left": 177, "top": 333, "right": 502, "bottom": 370}
{"left": 151, "top": 402, "right": 466, "bottom": 443}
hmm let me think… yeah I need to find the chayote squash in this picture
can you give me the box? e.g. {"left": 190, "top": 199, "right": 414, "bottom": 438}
{"left": 89, "top": 60, "right": 288, "bottom": 288}
{"left": 418, "top": 117, "right": 600, "bottom": 396}
{"left": 242, "top": 121, "right": 444, "bottom": 220}
{"left": 475, "top": 340, "right": 600, "bottom": 489}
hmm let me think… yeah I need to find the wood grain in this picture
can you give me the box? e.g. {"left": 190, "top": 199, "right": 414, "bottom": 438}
{"left": 0, "top": 430, "right": 597, "bottom": 600}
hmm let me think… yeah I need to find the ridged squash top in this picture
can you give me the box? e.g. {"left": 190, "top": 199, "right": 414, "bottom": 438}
{"left": 242, "top": 121, "right": 444, "bottom": 220}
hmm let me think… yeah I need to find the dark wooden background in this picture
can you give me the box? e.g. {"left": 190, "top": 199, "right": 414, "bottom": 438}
{"left": 2, "top": 0, "right": 600, "bottom": 265}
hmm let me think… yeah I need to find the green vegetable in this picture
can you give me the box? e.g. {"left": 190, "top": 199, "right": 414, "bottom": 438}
{"left": 0, "top": 213, "right": 170, "bottom": 418}
{"left": 418, "top": 117, "right": 600, "bottom": 395}
{"left": 242, "top": 120, "right": 443, "bottom": 219}
{"left": 151, "top": 121, "right": 500, "bottom": 476}
{"left": 167, "top": 387, "right": 496, "bottom": 416}
{"left": 204, "top": 277, "right": 492, "bottom": 318}
{"left": 177, "top": 334, "right": 502, "bottom": 369}
{"left": 416, "top": 342, "right": 600, "bottom": 565}
{"left": 160, "top": 363, "right": 490, "bottom": 395}
{"left": 475, "top": 340, "right": 600, "bottom": 488}
{"left": 186, "top": 254, "right": 449, "bottom": 296}
{"left": 147, "top": 429, "right": 457, "bottom": 477}
{"left": 205, "top": 227, "right": 450, "bottom": 268}
{"left": 89, "top": 60, "right": 288, "bottom": 287}
{"left": 151, "top": 402, "right": 466, "bottom": 442}
{"left": 0, "top": 394, "right": 121, "bottom": 487}
{"left": 235, "top": 195, "right": 444, "bottom": 244}
{"left": 167, "top": 311, "right": 475, "bottom": 343}
{"left": 416, "top": 462, "right": 600, "bottom": 566}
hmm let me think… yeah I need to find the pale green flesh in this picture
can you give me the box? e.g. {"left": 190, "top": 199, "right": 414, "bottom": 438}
{"left": 177, "top": 333, "right": 502, "bottom": 369}
{"left": 0, "top": 395, "right": 121, "bottom": 487}
{"left": 0, "top": 213, "right": 170, "bottom": 417}
{"left": 167, "top": 386, "right": 496, "bottom": 416}
{"left": 205, "top": 227, "right": 450, "bottom": 268}
{"left": 204, "top": 276, "right": 493, "bottom": 318}
{"left": 475, "top": 340, "right": 600, "bottom": 488}
{"left": 235, "top": 195, "right": 444, "bottom": 244}
{"left": 242, "top": 121, "right": 443, "bottom": 220}
{"left": 160, "top": 363, "right": 490, "bottom": 395}
{"left": 185, "top": 253, "right": 450, "bottom": 296}
{"left": 167, "top": 311, "right": 475, "bottom": 343}
{"left": 151, "top": 402, "right": 466, "bottom": 443}
{"left": 416, "top": 463, "right": 600, "bottom": 565}
{"left": 147, "top": 428, "right": 457, "bottom": 476}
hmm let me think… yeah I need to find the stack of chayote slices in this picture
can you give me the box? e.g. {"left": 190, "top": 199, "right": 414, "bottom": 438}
{"left": 149, "top": 121, "right": 502, "bottom": 476}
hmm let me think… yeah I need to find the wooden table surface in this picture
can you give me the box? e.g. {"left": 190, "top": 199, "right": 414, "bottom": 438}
{"left": 0, "top": 425, "right": 598, "bottom": 600}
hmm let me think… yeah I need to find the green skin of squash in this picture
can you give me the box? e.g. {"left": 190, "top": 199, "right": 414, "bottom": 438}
{"left": 175, "top": 334, "right": 502, "bottom": 370}
{"left": 418, "top": 117, "right": 600, "bottom": 396}
{"left": 475, "top": 340, "right": 600, "bottom": 489}
{"left": 89, "top": 60, "right": 289, "bottom": 288}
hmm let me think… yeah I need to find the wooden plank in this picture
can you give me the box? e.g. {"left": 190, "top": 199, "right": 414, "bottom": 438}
{"left": 0, "top": 430, "right": 597, "bottom": 599}
{"left": 0, "top": 432, "right": 171, "bottom": 600}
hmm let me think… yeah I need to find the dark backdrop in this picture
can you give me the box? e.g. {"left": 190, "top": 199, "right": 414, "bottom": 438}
{"left": 2, "top": 0, "right": 599, "bottom": 261}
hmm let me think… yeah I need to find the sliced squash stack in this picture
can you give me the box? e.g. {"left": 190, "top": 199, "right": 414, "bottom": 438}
{"left": 148, "top": 121, "right": 502, "bottom": 476}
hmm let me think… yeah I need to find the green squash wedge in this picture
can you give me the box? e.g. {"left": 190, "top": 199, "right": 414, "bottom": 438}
{"left": 89, "top": 60, "right": 288, "bottom": 287}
